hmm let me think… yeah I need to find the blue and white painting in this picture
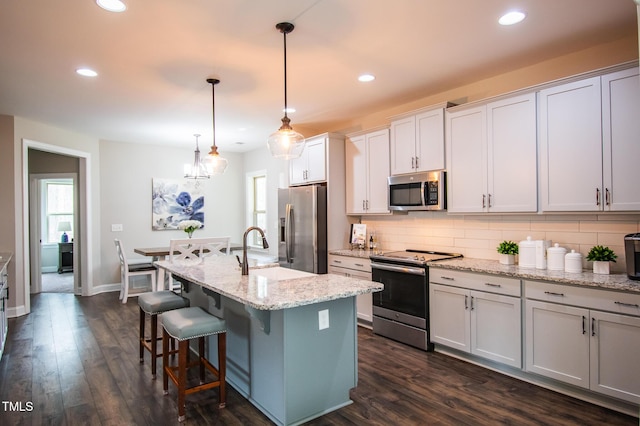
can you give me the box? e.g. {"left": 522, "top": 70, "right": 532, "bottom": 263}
{"left": 152, "top": 178, "right": 205, "bottom": 230}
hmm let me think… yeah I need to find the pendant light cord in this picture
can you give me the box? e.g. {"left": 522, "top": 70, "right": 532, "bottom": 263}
{"left": 208, "top": 78, "right": 218, "bottom": 149}
{"left": 282, "top": 28, "right": 288, "bottom": 120}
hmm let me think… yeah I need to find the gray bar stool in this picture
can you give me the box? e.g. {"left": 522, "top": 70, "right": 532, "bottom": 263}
{"left": 162, "top": 306, "right": 226, "bottom": 422}
{"left": 137, "top": 291, "right": 190, "bottom": 379}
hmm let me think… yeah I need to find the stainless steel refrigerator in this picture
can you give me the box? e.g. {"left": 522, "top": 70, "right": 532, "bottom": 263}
{"left": 278, "top": 185, "right": 327, "bottom": 273}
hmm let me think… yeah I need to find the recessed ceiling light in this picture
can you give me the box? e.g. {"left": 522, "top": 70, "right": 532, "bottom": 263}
{"left": 499, "top": 11, "right": 526, "bottom": 26}
{"left": 358, "top": 74, "right": 375, "bottom": 82}
{"left": 76, "top": 68, "right": 98, "bottom": 77}
{"left": 96, "top": 0, "right": 127, "bottom": 12}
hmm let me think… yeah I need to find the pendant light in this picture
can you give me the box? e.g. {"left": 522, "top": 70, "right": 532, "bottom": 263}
{"left": 184, "top": 133, "right": 210, "bottom": 179}
{"left": 202, "top": 78, "right": 228, "bottom": 175}
{"left": 267, "top": 22, "right": 305, "bottom": 159}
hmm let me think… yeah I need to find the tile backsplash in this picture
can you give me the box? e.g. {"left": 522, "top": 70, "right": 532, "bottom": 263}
{"left": 363, "top": 212, "right": 640, "bottom": 273}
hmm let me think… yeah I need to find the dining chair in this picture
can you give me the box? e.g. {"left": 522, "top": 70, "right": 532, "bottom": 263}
{"left": 114, "top": 239, "right": 157, "bottom": 303}
{"left": 167, "top": 237, "right": 232, "bottom": 290}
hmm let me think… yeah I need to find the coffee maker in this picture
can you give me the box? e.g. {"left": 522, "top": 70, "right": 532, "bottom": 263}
{"left": 624, "top": 233, "right": 640, "bottom": 281}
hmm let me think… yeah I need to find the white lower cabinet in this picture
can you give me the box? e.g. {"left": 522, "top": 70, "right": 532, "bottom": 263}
{"left": 430, "top": 270, "right": 522, "bottom": 368}
{"left": 525, "top": 281, "right": 640, "bottom": 404}
{"left": 328, "top": 254, "right": 372, "bottom": 323}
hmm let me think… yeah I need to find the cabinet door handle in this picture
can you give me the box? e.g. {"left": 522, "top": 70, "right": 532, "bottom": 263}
{"left": 605, "top": 188, "right": 610, "bottom": 206}
{"left": 582, "top": 316, "right": 586, "bottom": 334}
{"left": 544, "top": 291, "right": 565, "bottom": 297}
{"left": 596, "top": 188, "right": 601, "bottom": 206}
{"left": 484, "top": 283, "right": 501, "bottom": 288}
{"left": 464, "top": 295, "right": 468, "bottom": 310}
{"left": 488, "top": 194, "right": 492, "bottom": 208}
{"left": 415, "top": 157, "right": 419, "bottom": 169}
{"left": 482, "top": 194, "right": 486, "bottom": 208}
{"left": 470, "top": 296, "right": 474, "bottom": 311}
{"left": 591, "top": 317, "right": 596, "bottom": 337}
{"left": 440, "top": 276, "right": 455, "bottom": 281}
{"left": 411, "top": 157, "right": 415, "bottom": 169}
{"left": 614, "top": 301, "right": 639, "bottom": 308}
{"left": 362, "top": 200, "right": 366, "bottom": 211}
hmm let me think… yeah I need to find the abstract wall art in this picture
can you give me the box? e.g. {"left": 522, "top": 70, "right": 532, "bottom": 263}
{"left": 152, "top": 178, "right": 205, "bottom": 230}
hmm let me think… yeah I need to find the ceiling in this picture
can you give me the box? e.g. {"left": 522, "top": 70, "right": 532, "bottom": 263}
{"left": 1, "top": 1, "right": 637, "bottom": 153}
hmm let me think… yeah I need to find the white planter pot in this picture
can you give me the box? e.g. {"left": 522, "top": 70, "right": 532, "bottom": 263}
{"left": 499, "top": 254, "right": 516, "bottom": 265}
{"left": 593, "top": 261, "right": 610, "bottom": 275}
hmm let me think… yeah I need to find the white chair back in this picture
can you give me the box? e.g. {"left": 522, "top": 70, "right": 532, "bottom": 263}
{"left": 169, "top": 237, "right": 232, "bottom": 261}
{"left": 114, "top": 238, "right": 156, "bottom": 303}
{"left": 201, "top": 237, "right": 231, "bottom": 257}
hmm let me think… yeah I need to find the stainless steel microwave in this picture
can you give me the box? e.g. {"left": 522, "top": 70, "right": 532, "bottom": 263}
{"left": 388, "top": 171, "right": 446, "bottom": 211}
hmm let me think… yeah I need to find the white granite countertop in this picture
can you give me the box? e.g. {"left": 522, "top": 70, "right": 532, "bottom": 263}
{"left": 428, "top": 258, "right": 640, "bottom": 294}
{"left": 156, "top": 255, "right": 383, "bottom": 311}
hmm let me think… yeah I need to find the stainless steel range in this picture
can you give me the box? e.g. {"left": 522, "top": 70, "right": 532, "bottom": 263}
{"left": 370, "top": 249, "right": 462, "bottom": 351}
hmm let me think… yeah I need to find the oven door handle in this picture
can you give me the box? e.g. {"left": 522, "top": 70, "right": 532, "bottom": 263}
{"left": 370, "top": 262, "right": 426, "bottom": 276}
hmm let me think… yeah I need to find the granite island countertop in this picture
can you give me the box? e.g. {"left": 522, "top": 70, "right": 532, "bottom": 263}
{"left": 156, "top": 255, "right": 383, "bottom": 311}
{"left": 428, "top": 258, "right": 640, "bottom": 294}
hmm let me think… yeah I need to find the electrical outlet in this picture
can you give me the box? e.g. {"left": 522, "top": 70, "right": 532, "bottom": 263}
{"left": 111, "top": 224, "right": 123, "bottom": 232}
{"left": 318, "top": 309, "right": 329, "bottom": 330}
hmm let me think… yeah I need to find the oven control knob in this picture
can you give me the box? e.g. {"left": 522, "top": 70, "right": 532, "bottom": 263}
{"left": 419, "top": 256, "right": 426, "bottom": 261}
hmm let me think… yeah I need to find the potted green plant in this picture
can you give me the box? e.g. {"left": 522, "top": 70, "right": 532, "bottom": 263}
{"left": 586, "top": 245, "right": 617, "bottom": 275}
{"left": 497, "top": 240, "right": 518, "bottom": 265}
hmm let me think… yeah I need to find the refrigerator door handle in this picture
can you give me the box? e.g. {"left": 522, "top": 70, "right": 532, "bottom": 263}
{"left": 285, "top": 203, "right": 294, "bottom": 263}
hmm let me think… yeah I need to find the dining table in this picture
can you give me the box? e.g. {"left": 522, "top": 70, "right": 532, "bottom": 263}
{"left": 134, "top": 243, "right": 243, "bottom": 290}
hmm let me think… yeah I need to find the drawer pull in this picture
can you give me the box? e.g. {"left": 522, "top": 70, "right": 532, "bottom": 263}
{"left": 591, "top": 317, "right": 596, "bottom": 337}
{"left": 333, "top": 260, "right": 342, "bottom": 264}
{"left": 582, "top": 316, "right": 586, "bottom": 335}
{"left": 544, "top": 291, "right": 564, "bottom": 297}
{"left": 441, "top": 276, "right": 455, "bottom": 281}
{"left": 355, "top": 263, "right": 364, "bottom": 267}
{"left": 484, "top": 283, "right": 501, "bottom": 288}
{"left": 614, "top": 301, "right": 639, "bottom": 308}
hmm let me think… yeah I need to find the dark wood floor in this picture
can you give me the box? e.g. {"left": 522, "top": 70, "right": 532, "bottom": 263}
{"left": 0, "top": 292, "right": 637, "bottom": 425}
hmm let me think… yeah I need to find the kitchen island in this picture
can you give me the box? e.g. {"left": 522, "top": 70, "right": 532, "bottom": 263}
{"left": 155, "top": 256, "right": 383, "bottom": 426}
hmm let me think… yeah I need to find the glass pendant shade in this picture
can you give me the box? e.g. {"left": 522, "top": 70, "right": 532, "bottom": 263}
{"left": 267, "top": 117, "right": 305, "bottom": 159}
{"left": 203, "top": 145, "right": 228, "bottom": 176}
{"left": 184, "top": 134, "right": 210, "bottom": 179}
{"left": 268, "top": 22, "right": 305, "bottom": 159}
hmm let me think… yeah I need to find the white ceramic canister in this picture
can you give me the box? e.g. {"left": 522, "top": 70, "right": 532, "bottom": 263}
{"left": 547, "top": 243, "right": 567, "bottom": 271}
{"left": 519, "top": 236, "right": 537, "bottom": 268}
{"left": 564, "top": 249, "right": 583, "bottom": 273}
{"left": 535, "top": 240, "right": 552, "bottom": 269}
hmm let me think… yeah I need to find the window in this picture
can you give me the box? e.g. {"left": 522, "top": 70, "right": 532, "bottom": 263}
{"left": 252, "top": 174, "right": 267, "bottom": 246}
{"left": 43, "top": 180, "right": 74, "bottom": 243}
{"left": 245, "top": 170, "right": 268, "bottom": 247}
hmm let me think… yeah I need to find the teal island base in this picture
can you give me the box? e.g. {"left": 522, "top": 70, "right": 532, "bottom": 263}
{"left": 187, "top": 287, "right": 358, "bottom": 426}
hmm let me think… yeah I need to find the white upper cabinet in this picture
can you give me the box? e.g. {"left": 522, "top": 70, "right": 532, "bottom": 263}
{"left": 538, "top": 77, "right": 603, "bottom": 211}
{"left": 446, "top": 93, "right": 537, "bottom": 213}
{"left": 345, "top": 128, "right": 390, "bottom": 215}
{"left": 539, "top": 67, "right": 640, "bottom": 211}
{"left": 390, "top": 107, "right": 445, "bottom": 175}
{"left": 602, "top": 67, "right": 640, "bottom": 211}
{"left": 289, "top": 135, "right": 326, "bottom": 185}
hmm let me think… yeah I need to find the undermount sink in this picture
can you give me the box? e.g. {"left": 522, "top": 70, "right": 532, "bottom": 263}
{"left": 251, "top": 267, "right": 314, "bottom": 281}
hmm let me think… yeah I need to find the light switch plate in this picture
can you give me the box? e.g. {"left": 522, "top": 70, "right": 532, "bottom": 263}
{"left": 318, "top": 309, "right": 329, "bottom": 330}
{"left": 111, "top": 224, "right": 123, "bottom": 232}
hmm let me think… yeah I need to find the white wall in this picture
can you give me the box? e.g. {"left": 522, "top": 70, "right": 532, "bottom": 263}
{"left": 99, "top": 139, "right": 245, "bottom": 285}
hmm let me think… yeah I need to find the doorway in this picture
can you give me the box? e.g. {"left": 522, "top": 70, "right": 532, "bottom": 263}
{"left": 36, "top": 177, "right": 76, "bottom": 293}
{"left": 19, "top": 139, "right": 92, "bottom": 316}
